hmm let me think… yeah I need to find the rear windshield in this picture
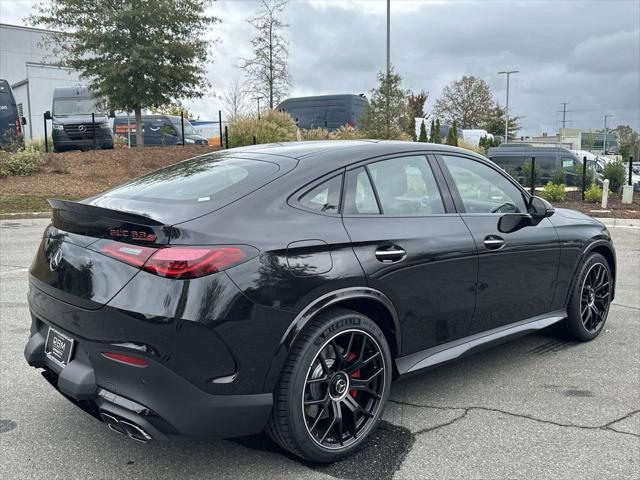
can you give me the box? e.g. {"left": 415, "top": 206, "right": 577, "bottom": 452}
{"left": 101, "top": 155, "right": 279, "bottom": 204}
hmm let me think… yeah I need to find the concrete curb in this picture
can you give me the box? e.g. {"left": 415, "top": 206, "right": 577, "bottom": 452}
{"left": 595, "top": 217, "right": 640, "bottom": 228}
{"left": 0, "top": 212, "right": 51, "bottom": 221}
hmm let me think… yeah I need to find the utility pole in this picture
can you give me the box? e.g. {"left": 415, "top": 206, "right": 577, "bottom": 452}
{"left": 254, "top": 96, "right": 263, "bottom": 120}
{"left": 386, "top": 0, "right": 390, "bottom": 76}
{"left": 559, "top": 102, "right": 570, "bottom": 128}
{"left": 498, "top": 70, "right": 519, "bottom": 142}
{"left": 603, "top": 114, "right": 612, "bottom": 154}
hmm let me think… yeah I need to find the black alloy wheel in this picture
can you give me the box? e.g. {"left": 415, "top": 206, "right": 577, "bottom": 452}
{"left": 565, "top": 253, "right": 612, "bottom": 341}
{"left": 267, "top": 308, "right": 392, "bottom": 463}
{"left": 302, "top": 329, "right": 386, "bottom": 449}
{"left": 579, "top": 262, "right": 611, "bottom": 334}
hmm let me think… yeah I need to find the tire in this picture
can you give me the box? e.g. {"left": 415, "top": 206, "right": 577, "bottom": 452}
{"left": 563, "top": 253, "right": 612, "bottom": 342}
{"left": 267, "top": 308, "right": 392, "bottom": 463}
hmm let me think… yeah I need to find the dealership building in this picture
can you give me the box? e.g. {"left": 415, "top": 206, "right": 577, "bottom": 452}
{"left": 0, "top": 23, "right": 82, "bottom": 139}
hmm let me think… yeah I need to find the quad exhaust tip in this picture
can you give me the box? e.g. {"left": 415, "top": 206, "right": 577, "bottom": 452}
{"left": 100, "top": 411, "right": 151, "bottom": 443}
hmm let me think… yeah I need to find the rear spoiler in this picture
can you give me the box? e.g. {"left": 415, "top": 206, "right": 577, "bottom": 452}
{"left": 48, "top": 199, "right": 174, "bottom": 245}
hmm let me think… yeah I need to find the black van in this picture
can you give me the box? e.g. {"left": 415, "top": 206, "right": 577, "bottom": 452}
{"left": 487, "top": 144, "right": 601, "bottom": 186}
{"left": 51, "top": 86, "right": 113, "bottom": 152}
{"left": 277, "top": 94, "right": 368, "bottom": 131}
{"left": 0, "top": 79, "right": 26, "bottom": 146}
{"left": 113, "top": 115, "right": 208, "bottom": 146}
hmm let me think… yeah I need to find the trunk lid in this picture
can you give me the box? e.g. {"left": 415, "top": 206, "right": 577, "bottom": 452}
{"left": 30, "top": 200, "right": 172, "bottom": 310}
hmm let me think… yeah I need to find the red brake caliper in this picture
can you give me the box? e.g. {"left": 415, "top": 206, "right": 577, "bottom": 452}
{"left": 347, "top": 352, "right": 360, "bottom": 397}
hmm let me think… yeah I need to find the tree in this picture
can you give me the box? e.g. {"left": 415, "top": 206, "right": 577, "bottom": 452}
{"left": 614, "top": 125, "right": 639, "bottom": 159}
{"left": 446, "top": 120, "right": 459, "bottom": 146}
{"left": 418, "top": 120, "right": 428, "bottom": 142}
{"left": 433, "top": 75, "right": 494, "bottom": 129}
{"left": 31, "top": 0, "right": 218, "bottom": 147}
{"left": 152, "top": 102, "right": 196, "bottom": 119}
{"left": 431, "top": 119, "right": 442, "bottom": 143}
{"left": 241, "top": 0, "right": 291, "bottom": 109}
{"left": 407, "top": 90, "right": 429, "bottom": 118}
{"left": 429, "top": 119, "right": 436, "bottom": 142}
{"left": 582, "top": 132, "right": 597, "bottom": 152}
{"left": 484, "top": 102, "right": 521, "bottom": 140}
{"left": 361, "top": 66, "right": 412, "bottom": 139}
{"left": 223, "top": 75, "right": 247, "bottom": 119}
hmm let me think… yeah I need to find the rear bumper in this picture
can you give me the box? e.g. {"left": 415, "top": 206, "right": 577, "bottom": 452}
{"left": 24, "top": 317, "right": 273, "bottom": 439}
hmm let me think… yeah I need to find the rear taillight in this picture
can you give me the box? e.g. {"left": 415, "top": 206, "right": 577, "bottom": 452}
{"left": 143, "top": 246, "right": 247, "bottom": 279}
{"left": 15, "top": 117, "right": 22, "bottom": 135}
{"left": 99, "top": 240, "right": 254, "bottom": 279}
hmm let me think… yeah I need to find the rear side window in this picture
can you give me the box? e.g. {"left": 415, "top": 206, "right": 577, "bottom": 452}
{"left": 298, "top": 175, "right": 342, "bottom": 214}
{"left": 102, "top": 156, "right": 279, "bottom": 204}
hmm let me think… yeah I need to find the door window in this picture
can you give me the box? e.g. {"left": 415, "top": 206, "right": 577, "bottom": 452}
{"left": 298, "top": 175, "right": 343, "bottom": 214}
{"left": 441, "top": 155, "right": 527, "bottom": 214}
{"left": 366, "top": 156, "right": 445, "bottom": 215}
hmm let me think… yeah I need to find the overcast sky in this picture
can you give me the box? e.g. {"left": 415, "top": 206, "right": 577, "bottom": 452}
{"left": 1, "top": 0, "right": 639, "bottom": 135}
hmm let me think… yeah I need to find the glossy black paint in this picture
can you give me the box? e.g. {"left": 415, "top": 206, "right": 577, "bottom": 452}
{"left": 24, "top": 140, "right": 616, "bottom": 439}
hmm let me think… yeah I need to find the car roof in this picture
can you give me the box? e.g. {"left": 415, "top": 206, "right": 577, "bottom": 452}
{"left": 227, "top": 140, "right": 489, "bottom": 172}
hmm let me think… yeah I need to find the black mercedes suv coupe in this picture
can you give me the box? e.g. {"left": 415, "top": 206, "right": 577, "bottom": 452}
{"left": 24, "top": 141, "right": 616, "bottom": 462}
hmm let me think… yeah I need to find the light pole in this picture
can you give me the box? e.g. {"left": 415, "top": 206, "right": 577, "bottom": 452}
{"left": 254, "top": 96, "right": 263, "bottom": 120}
{"left": 498, "top": 70, "right": 519, "bottom": 142}
{"left": 603, "top": 114, "right": 612, "bottom": 154}
{"left": 386, "top": 0, "right": 391, "bottom": 75}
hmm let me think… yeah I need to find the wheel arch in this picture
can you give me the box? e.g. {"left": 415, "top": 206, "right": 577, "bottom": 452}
{"left": 262, "top": 287, "right": 401, "bottom": 392}
{"left": 568, "top": 240, "right": 617, "bottom": 304}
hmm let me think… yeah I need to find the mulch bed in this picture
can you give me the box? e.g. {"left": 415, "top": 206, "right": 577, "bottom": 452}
{"left": 552, "top": 190, "right": 640, "bottom": 219}
{"left": 1, "top": 145, "right": 218, "bottom": 199}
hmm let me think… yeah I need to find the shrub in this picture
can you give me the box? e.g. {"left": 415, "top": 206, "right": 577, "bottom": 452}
{"left": 228, "top": 109, "right": 298, "bottom": 148}
{"left": 0, "top": 131, "right": 24, "bottom": 152}
{"left": 602, "top": 159, "right": 627, "bottom": 193}
{"left": 521, "top": 159, "right": 542, "bottom": 187}
{"left": 24, "top": 137, "right": 53, "bottom": 153}
{"left": 584, "top": 183, "right": 603, "bottom": 203}
{"left": 458, "top": 139, "right": 484, "bottom": 155}
{"left": 0, "top": 148, "right": 42, "bottom": 177}
{"left": 571, "top": 161, "right": 596, "bottom": 186}
{"left": 329, "top": 125, "right": 367, "bottom": 140}
{"left": 551, "top": 168, "right": 565, "bottom": 185}
{"left": 300, "top": 128, "right": 330, "bottom": 141}
{"left": 541, "top": 181, "right": 566, "bottom": 201}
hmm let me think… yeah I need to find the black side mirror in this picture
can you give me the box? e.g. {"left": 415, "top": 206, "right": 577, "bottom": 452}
{"left": 498, "top": 214, "right": 532, "bottom": 233}
{"left": 44, "top": 111, "right": 52, "bottom": 120}
{"left": 109, "top": 110, "right": 116, "bottom": 118}
{"left": 529, "top": 196, "right": 555, "bottom": 219}
{"left": 21, "top": 116, "right": 27, "bottom": 125}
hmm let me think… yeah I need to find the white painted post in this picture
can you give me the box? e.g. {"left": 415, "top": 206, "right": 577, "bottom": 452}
{"left": 621, "top": 185, "right": 633, "bottom": 204}
{"left": 601, "top": 179, "right": 609, "bottom": 209}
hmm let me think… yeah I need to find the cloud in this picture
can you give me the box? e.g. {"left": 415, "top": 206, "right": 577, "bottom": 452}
{"left": 2, "top": 0, "right": 638, "bottom": 134}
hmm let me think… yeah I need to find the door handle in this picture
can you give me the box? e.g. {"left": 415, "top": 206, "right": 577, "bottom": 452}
{"left": 483, "top": 236, "right": 505, "bottom": 250}
{"left": 375, "top": 247, "right": 406, "bottom": 262}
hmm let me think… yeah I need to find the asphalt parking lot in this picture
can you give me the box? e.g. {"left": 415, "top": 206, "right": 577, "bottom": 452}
{"left": 1, "top": 218, "right": 638, "bottom": 480}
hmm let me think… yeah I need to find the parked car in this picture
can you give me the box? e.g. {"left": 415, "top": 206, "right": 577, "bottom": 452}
{"left": 0, "top": 79, "right": 26, "bottom": 145}
{"left": 487, "top": 144, "right": 601, "bottom": 186}
{"left": 113, "top": 114, "right": 208, "bottom": 146}
{"left": 50, "top": 86, "right": 113, "bottom": 152}
{"left": 277, "top": 94, "right": 368, "bottom": 130}
{"left": 25, "top": 141, "right": 615, "bottom": 462}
